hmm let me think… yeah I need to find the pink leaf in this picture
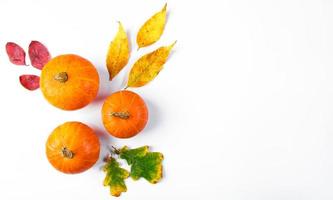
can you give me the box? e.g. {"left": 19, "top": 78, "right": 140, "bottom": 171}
{"left": 28, "top": 41, "right": 51, "bottom": 70}
{"left": 5, "top": 42, "right": 27, "bottom": 65}
{"left": 19, "top": 75, "right": 40, "bottom": 91}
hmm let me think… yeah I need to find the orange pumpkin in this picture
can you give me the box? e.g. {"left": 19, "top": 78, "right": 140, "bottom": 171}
{"left": 102, "top": 90, "right": 148, "bottom": 138}
{"left": 40, "top": 54, "right": 99, "bottom": 110}
{"left": 45, "top": 121, "right": 100, "bottom": 174}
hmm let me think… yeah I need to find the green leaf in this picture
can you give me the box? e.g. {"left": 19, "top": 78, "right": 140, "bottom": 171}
{"left": 119, "top": 145, "right": 149, "bottom": 165}
{"left": 130, "top": 152, "right": 164, "bottom": 183}
{"left": 119, "top": 146, "right": 164, "bottom": 184}
{"left": 103, "top": 156, "right": 129, "bottom": 197}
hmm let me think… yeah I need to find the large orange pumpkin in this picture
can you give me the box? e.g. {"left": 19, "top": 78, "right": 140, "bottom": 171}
{"left": 46, "top": 121, "right": 100, "bottom": 174}
{"left": 102, "top": 90, "right": 148, "bottom": 138}
{"left": 40, "top": 54, "right": 99, "bottom": 110}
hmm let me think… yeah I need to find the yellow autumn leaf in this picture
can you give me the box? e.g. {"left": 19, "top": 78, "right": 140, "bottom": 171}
{"left": 126, "top": 41, "right": 176, "bottom": 88}
{"left": 106, "top": 22, "right": 130, "bottom": 81}
{"left": 137, "top": 4, "right": 167, "bottom": 49}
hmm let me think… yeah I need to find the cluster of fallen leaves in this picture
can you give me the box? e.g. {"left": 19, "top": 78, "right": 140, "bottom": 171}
{"left": 106, "top": 3, "right": 175, "bottom": 88}
{"left": 5, "top": 41, "right": 50, "bottom": 90}
{"left": 104, "top": 146, "right": 164, "bottom": 197}
{"left": 5, "top": 3, "right": 174, "bottom": 198}
{"left": 102, "top": 3, "right": 175, "bottom": 197}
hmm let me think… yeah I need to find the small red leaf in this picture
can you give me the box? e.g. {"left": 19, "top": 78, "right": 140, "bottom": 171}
{"left": 28, "top": 41, "right": 51, "bottom": 70}
{"left": 19, "top": 75, "right": 40, "bottom": 91}
{"left": 5, "top": 42, "right": 26, "bottom": 65}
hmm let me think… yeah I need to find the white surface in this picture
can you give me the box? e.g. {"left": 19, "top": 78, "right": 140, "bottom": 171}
{"left": 0, "top": 0, "right": 333, "bottom": 199}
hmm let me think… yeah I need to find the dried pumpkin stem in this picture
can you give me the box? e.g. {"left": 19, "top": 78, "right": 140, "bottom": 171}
{"left": 110, "top": 111, "right": 130, "bottom": 119}
{"left": 54, "top": 72, "right": 68, "bottom": 83}
{"left": 61, "top": 147, "right": 74, "bottom": 159}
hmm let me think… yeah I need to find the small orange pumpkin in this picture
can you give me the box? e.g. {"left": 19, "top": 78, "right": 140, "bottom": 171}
{"left": 101, "top": 90, "right": 148, "bottom": 138}
{"left": 40, "top": 54, "right": 99, "bottom": 110}
{"left": 45, "top": 121, "right": 100, "bottom": 174}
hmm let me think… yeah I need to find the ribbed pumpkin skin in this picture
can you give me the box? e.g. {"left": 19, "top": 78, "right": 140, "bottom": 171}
{"left": 45, "top": 121, "right": 100, "bottom": 174}
{"left": 40, "top": 54, "right": 99, "bottom": 110}
{"left": 102, "top": 90, "right": 148, "bottom": 138}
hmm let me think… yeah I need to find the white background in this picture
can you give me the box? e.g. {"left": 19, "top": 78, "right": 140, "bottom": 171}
{"left": 0, "top": 0, "right": 333, "bottom": 199}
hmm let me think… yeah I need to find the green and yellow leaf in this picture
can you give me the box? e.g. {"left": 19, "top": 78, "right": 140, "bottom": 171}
{"left": 130, "top": 152, "right": 164, "bottom": 184}
{"left": 106, "top": 22, "right": 130, "bottom": 81}
{"left": 119, "top": 146, "right": 164, "bottom": 184}
{"left": 126, "top": 41, "right": 176, "bottom": 88}
{"left": 120, "top": 145, "right": 149, "bottom": 165}
{"left": 103, "top": 156, "right": 129, "bottom": 197}
{"left": 137, "top": 3, "right": 167, "bottom": 48}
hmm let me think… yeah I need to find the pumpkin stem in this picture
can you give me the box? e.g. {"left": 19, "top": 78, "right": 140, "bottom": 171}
{"left": 61, "top": 147, "right": 74, "bottom": 159}
{"left": 54, "top": 72, "right": 68, "bottom": 83}
{"left": 110, "top": 111, "right": 130, "bottom": 119}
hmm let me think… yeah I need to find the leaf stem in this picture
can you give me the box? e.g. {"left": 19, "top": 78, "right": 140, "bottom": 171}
{"left": 112, "top": 146, "right": 121, "bottom": 155}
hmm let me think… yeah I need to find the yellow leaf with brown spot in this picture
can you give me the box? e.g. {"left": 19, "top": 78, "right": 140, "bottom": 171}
{"left": 106, "top": 22, "right": 130, "bottom": 81}
{"left": 126, "top": 41, "right": 176, "bottom": 88}
{"left": 137, "top": 4, "right": 167, "bottom": 49}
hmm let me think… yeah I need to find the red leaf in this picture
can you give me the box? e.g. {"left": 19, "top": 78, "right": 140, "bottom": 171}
{"left": 5, "top": 42, "right": 27, "bottom": 65}
{"left": 28, "top": 41, "right": 51, "bottom": 70}
{"left": 19, "top": 75, "right": 40, "bottom": 91}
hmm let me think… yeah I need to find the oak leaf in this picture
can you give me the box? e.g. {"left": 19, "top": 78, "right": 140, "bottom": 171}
{"left": 103, "top": 156, "right": 129, "bottom": 197}
{"left": 120, "top": 146, "right": 164, "bottom": 184}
